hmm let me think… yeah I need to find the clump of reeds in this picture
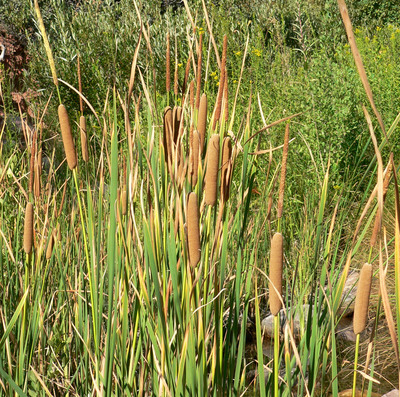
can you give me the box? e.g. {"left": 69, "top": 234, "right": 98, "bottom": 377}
{"left": 198, "top": 93, "right": 207, "bottom": 154}
{"left": 187, "top": 192, "right": 201, "bottom": 266}
{"left": 205, "top": 134, "right": 220, "bottom": 206}
{"left": 80, "top": 115, "right": 89, "bottom": 163}
{"left": 23, "top": 202, "right": 34, "bottom": 254}
{"left": 58, "top": 104, "right": 77, "bottom": 170}
{"left": 269, "top": 232, "right": 283, "bottom": 316}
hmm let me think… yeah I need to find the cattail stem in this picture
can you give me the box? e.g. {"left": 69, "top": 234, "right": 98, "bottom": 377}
{"left": 352, "top": 333, "right": 360, "bottom": 397}
{"left": 274, "top": 314, "right": 280, "bottom": 396}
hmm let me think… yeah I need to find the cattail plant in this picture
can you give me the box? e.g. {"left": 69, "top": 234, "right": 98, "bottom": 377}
{"left": 121, "top": 188, "right": 127, "bottom": 216}
{"left": 205, "top": 134, "right": 220, "bottom": 206}
{"left": 198, "top": 93, "right": 207, "bottom": 154}
{"left": 58, "top": 104, "right": 77, "bottom": 170}
{"left": 23, "top": 202, "right": 34, "bottom": 254}
{"left": 80, "top": 115, "right": 89, "bottom": 163}
{"left": 187, "top": 192, "right": 201, "bottom": 266}
{"left": 352, "top": 263, "right": 373, "bottom": 397}
{"left": 190, "top": 80, "right": 195, "bottom": 111}
{"left": 220, "top": 137, "right": 232, "bottom": 202}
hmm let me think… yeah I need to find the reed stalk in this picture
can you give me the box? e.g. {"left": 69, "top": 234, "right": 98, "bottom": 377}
{"left": 198, "top": 93, "right": 207, "bottom": 154}
{"left": 80, "top": 115, "right": 89, "bottom": 163}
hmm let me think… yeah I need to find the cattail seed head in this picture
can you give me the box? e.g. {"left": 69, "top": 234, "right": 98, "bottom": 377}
{"left": 221, "top": 137, "right": 232, "bottom": 202}
{"left": 24, "top": 202, "right": 34, "bottom": 254}
{"left": 353, "top": 263, "right": 373, "bottom": 335}
{"left": 187, "top": 192, "right": 201, "bottom": 266}
{"left": 80, "top": 115, "right": 89, "bottom": 163}
{"left": 198, "top": 93, "right": 207, "bottom": 154}
{"left": 58, "top": 104, "right": 77, "bottom": 170}
{"left": 269, "top": 232, "right": 283, "bottom": 316}
{"left": 205, "top": 134, "right": 220, "bottom": 206}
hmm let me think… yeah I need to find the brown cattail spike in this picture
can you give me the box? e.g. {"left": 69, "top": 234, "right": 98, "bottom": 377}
{"left": 277, "top": 124, "right": 290, "bottom": 219}
{"left": 190, "top": 80, "right": 195, "bottom": 110}
{"left": 80, "top": 115, "right": 89, "bottom": 163}
{"left": 269, "top": 232, "right": 283, "bottom": 316}
{"left": 190, "top": 130, "right": 200, "bottom": 187}
{"left": 58, "top": 104, "right": 77, "bottom": 170}
{"left": 205, "top": 134, "right": 220, "bottom": 206}
{"left": 24, "top": 202, "right": 34, "bottom": 254}
{"left": 353, "top": 263, "right": 373, "bottom": 335}
{"left": 46, "top": 232, "right": 54, "bottom": 259}
{"left": 198, "top": 93, "right": 207, "bottom": 154}
{"left": 187, "top": 193, "right": 201, "bottom": 266}
{"left": 221, "top": 137, "right": 232, "bottom": 202}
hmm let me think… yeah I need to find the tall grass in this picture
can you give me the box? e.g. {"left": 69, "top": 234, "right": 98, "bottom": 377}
{"left": 1, "top": 0, "right": 400, "bottom": 396}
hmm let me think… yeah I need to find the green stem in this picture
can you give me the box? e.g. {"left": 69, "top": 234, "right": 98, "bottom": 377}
{"left": 274, "top": 314, "right": 279, "bottom": 396}
{"left": 352, "top": 333, "right": 360, "bottom": 397}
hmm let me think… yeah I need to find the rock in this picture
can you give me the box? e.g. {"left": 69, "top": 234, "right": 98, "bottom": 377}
{"left": 336, "top": 315, "right": 356, "bottom": 342}
{"left": 382, "top": 391, "right": 400, "bottom": 397}
{"left": 338, "top": 270, "right": 359, "bottom": 317}
{"left": 261, "top": 304, "right": 310, "bottom": 339}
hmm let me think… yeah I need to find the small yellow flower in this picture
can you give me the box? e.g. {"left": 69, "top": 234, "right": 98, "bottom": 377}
{"left": 233, "top": 80, "right": 237, "bottom": 83}
{"left": 178, "top": 63, "right": 182, "bottom": 67}
{"left": 355, "top": 28, "right": 360, "bottom": 34}
{"left": 333, "top": 185, "right": 341, "bottom": 191}
{"left": 210, "top": 71, "right": 216, "bottom": 77}
{"left": 376, "top": 26, "right": 381, "bottom": 32}
{"left": 216, "top": 82, "right": 220, "bottom": 86}
{"left": 235, "top": 51, "right": 241, "bottom": 56}
{"left": 214, "top": 75, "right": 218, "bottom": 80}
